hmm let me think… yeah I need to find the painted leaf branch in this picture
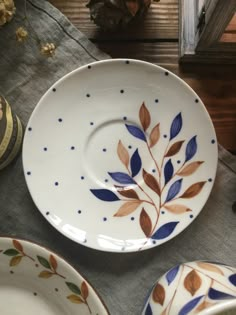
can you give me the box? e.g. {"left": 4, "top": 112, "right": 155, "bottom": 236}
{"left": 66, "top": 281, "right": 91, "bottom": 314}
{"left": 3, "top": 240, "right": 35, "bottom": 266}
{"left": 37, "top": 255, "right": 65, "bottom": 279}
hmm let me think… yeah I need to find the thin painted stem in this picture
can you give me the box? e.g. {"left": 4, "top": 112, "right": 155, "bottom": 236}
{"left": 167, "top": 265, "right": 185, "bottom": 315}
{"left": 23, "top": 252, "right": 35, "bottom": 262}
{"left": 146, "top": 143, "right": 161, "bottom": 177}
{"left": 84, "top": 300, "right": 92, "bottom": 314}
{"left": 55, "top": 271, "right": 66, "bottom": 279}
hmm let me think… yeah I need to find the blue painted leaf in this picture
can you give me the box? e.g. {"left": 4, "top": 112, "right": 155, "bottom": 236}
{"left": 108, "top": 172, "right": 136, "bottom": 185}
{"left": 166, "top": 265, "right": 180, "bottom": 285}
{"left": 208, "top": 288, "right": 236, "bottom": 300}
{"left": 229, "top": 274, "right": 236, "bottom": 286}
{"left": 185, "top": 136, "right": 197, "bottom": 162}
{"left": 164, "top": 159, "right": 174, "bottom": 185}
{"left": 152, "top": 222, "right": 179, "bottom": 240}
{"left": 165, "top": 179, "right": 183, "bottom": 203}
{"left": 131, "top": 149, "right": 142, "bottom": 177}
{"left": 90, "top": 189, "right": 120, "bottom": 202}
{"left": 125, "top": 124, "right": 146, "bottom": 142}
{"left": 145, "top": 303, "right": 153, "bottom": 315}
{"left": 170, "top": 113, "right": 182, "bottom": 140}
{"left": 178, "top": 295, "right": 204, "bottom": 315}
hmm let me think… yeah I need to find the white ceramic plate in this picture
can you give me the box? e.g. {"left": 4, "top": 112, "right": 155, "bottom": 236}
{"left": 0, "top": 237, "right": 109, "bottom": 315}
{"left": 142, "top": 261, "right": 236, "bottom": 315}
{"left": 23, "top": 59, "right": 218, "bottom": 252}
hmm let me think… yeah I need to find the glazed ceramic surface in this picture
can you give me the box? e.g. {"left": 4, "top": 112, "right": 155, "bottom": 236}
{"left": 0, "top": 238, "right": 109, "bottom": 315}
{"left": 142, "top": 261, "right": 236, "bottom": 315}
{"left": 23, "top": 59, "right": 218, "bottom": 252}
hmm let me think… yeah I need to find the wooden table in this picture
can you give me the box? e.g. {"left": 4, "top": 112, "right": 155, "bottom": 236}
{"left": 49, "top": 0, "right": 236, "bottom": 153}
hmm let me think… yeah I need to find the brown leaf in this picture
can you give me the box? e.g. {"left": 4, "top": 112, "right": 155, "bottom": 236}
{"left": 49, "top": 254, "right": 57, "bottom": 271}
{"left": 142, "top": 169, "right": 160, "bottom": 196}
{"left": 116, "top": 187, "right": 139, "bottom": 200}
{"left": 114, "top": 200, "right": 141, "bottom": 217}
{"left": 13, "top": 240, "right": 23, "bottom": 252}
{"left": 39, "top": 270, "right": 54, "bottom": 278}
{"left": 10, "top": 255, "right": 22, "bottom": 266}
{"left": 180, "top": 182, "right": 206, "bottom": 199}
{"left": 177, "top": 161, "right": 204, "bottom": 176}
{"left": 196, "top": 301, "right": 215, "bottom": 312}
{"left": 139, "top": 208, "right": 152, "bottom": 237}
{"left": 125, "top": 0, "right": 139, "bottom": 16}
{"left": 139, "top": 102, "right": 151, "bottom": 131}
{"left": 81, "top": 281, "right": 89, "bottom": 300}
{"left": 184, "top": 270, "right": 202, "bottom": 296}
{"left": 152, "top": 283, "right": 165, "bottom": 306}
{"left": 164, "top": 204, "right": 191, "bottom": 214}
{"left": 117, "top": 140, "right": 129, "bottom": 168}
{"left": 67, "top": 294, "right": 84, "bottom": 304}
{"left": 165, "top": 141, "right": 184, "bottom": 157}
{"left": 196, "top": 262, "right": 224, "bottom": 275}
{"left": 149, "top": 123, "right": 160, "bottom": 148}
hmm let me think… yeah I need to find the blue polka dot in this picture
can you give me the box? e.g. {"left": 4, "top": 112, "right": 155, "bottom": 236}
{"left": 152, "top": 240, "right": 156, "bottom": 245}
{"left": 90, "top": 122, "right": 94, "bottom": 125}
{"left": 46, "top": 212, "right": 50, "bottom": 215}
{"left": 86, "top": 94, "right": 90, "bottom": 97}
{"left": 120, "top": 89, "right": 124, "bottom": 94}
{"left": 121, "top": 247, "right": 125, "bottom": 251}
{"left": 177, "top": 160, "right": 181, "bottom": 164}
{"left": 190, "top": 214, "right": 194, "bottom": 219}
{"left": 164, "top": 134, "right": 167, "bottom": 138}
{"left": 78, "top": 210, "right": 82, "bottom": 214}
{"left": 123, "top": 116, "right": 127, "bottom": 120}
{"left": 55, "top": 182, "right": 59, "bottom": 186}
{"left": 155, "top": 99, "right": 159, "bottom": 103}
{"left": 52, "top": 88, "right": 56, "bottom": 92}
{"left": 208, "top": 178, "right": 212, "bottom": 182}
{"left": 105, "top": 179, "right": 108, "bottom": 183}
{"left": 161, "top": 211, "right": 165, "bottom": 214}
{"left": 131, "top": 217, "right": 135, "bottom": 221}
{"left": 58, "top": 118, "right": 63, "bottom": 122}
{"left": 83, "top": 239, "right": 87, "bottom": 243}
{"left": 128, "top": 145, "right": 132, "bottom": 149}
{"left": 44, "top": 147, "right": 47, "bottom": 151}
{"left": 165, "top": 71, "right": 169, "bottom": 76}
{"left": 195, "top": 99, "right": 199, "bottom": 103}
{"left": 103, "top": 148, "right": 107, "bottom": 152}
{"left": 126, "top": 60, "right": 130, "bottom": 64}
{"left": 81, "top": 176, "right": 84, "bottom": 180}
{"left": 71, "top": 146, "right": 75, "bottom": 150}
{"left": 27, "top": 171, "right": 31, "bottom": 175}
{"left": 152, "top": 169, "right": 156, "bottom": 173}
{"left": 103, "top": 217, "right": 107, "bottom": 221}
{"left": 28, "top": 127, "right": 32, "bottom": 131}
{"left": 88, "top": 65, "right": 91, "bottom": 69}
{"left": 211, "top": 139, "right": 216, "bottom": 144}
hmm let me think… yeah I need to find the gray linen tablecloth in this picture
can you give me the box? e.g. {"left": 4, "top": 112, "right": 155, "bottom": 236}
{"left": 0, "top": 1, "right": 236, "bottom": 314}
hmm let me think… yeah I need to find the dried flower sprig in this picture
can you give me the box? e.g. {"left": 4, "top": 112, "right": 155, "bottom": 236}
{"left": 0, "top": 0, "right": 16, "bottom": 26}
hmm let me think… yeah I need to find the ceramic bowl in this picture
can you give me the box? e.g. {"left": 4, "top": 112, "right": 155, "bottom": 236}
{"left": 23, "top": 59, "right": 218, "bottom": 252}
{"left": 142, "top": 261, "right": 236, "bottom": 315}
{"left": 0, "top": 237, "right": 109, "bottom": 315}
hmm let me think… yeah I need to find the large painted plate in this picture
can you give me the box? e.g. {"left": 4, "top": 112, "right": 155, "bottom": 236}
{"left": 0, "top": 237, "right": 109, "bottom": 314}
{"left": 23, "top": 59, "right": 218, "bottom": 252}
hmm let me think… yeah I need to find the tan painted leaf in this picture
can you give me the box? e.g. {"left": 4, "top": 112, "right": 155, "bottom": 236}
{"left": 196, "top": 301, "right": 215, "bottom": 312}
{"left": 160, "top": 308, "right": 168, "bottom": 315}
{"left": 184, "top": 270, "right": 202, "bottom": 296}
{"left": 81, "top": 281, "right": 89, "bottom": 300}
{"left": 165, "top": 141, "right": 184, "bottom": 157}
{"left": 149, "top": 123, "right": 160, "bottom": 148}
{"left": 143, "top": 169, "right": 160, "bottom": 196}
{"left": 114, "top": 200, "right": 141, "bottom": 217}
{"left": 164, "top": 204, "right": 191, "bottom": 214}
{"left": 196, "top": 262, "right": 224, "bottom": 275}
{"left": 49, "top": 254, "right": 57, "bottom": 271}
{"left": 116, "top": 187, "right": 139, "bottom": 200}
{"left": 139, "top": 208, "right": 152, "bottom": 237}
{"left": 67, "top": 294, "right": 84, "bottom": 304}
{"left": 117, "top": 140, "right": 129, "bottom": 168}
{"left": 152, "top": 283, "right": 165, "bottom": 306}
{"left": 10, "top": 255, "right": 22, "bottom": 266}
{"left": 177, "top": 161, "right": 204, "bottom": 176}
{"left": 180, "top": 182, "right": 206, "bottom": 199}
{"left": 13, "top": 240, "right": 23, "bottom": 252}
{"left": 139, "top": 102, "right": 151, "bottom": 131}
{"left": 125, "top": 0, "right": 140, "bottom": 16}
{"left": 39, "top": 270, "right": 54, "bottom": 278}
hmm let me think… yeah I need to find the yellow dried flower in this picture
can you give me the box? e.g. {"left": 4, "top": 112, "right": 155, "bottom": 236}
{"left": 16, "top": 26, "right": 28, "bottom": 42}
{"left": 0, "top": 0, "right": 16, "bottom": 26}
{"left": 40, "top": 43, "right": 56, "bottom": 57}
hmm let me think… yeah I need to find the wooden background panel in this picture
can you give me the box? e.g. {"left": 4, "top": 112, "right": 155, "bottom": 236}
{"left": 49, "top": 0, "right": 179, "bottom": 40}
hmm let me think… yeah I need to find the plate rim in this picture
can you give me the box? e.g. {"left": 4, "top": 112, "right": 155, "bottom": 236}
{"left": 22, "top": 58, "right": 218, "bottom": 253}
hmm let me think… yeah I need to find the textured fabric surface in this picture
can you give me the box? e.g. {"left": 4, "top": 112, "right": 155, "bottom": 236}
{"left": 0, "top": 1, "right": 236, "bottom": 314}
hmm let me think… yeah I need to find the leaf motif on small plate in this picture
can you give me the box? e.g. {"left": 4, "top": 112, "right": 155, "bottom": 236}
{"left": 196, "top": 262, "right": 224, "bottom": 275}
{"left": 180, "top": 182, "right": 206, "bottom": 199}
{"left": 114, "top": 200, "right": 142, "bottom": 217}
{"left": 140, "top": 208, "right": 152, "bottom": 237}
{"left": 149, "top": 123, "right": 160, "bottom": 148}
{"left": 139, "top": 102, "right": 151, "bottom": 131}
{"left": 130, "top": 149, "right": 142, "bottom": 177}
{"left": 152, "top": 283, "right": 165, "bottom": 305}
{"left": 184, "top": 270, "right": 202, "bottom": 296}
{"left": 117, "top": 140, "right": 129, "bottom": 168}
{"left": 177, "top": 161, "right": 203, "bottom": 176}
